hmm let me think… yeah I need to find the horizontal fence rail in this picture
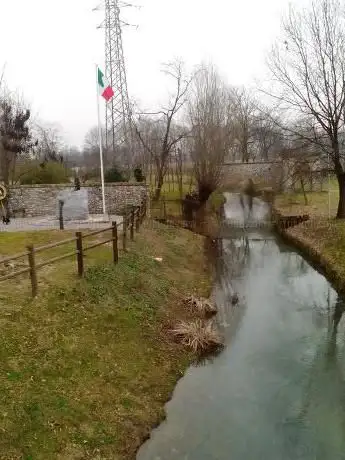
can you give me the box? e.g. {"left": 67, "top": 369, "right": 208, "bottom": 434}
{"left": 0, "top": 199, "right": 147, "bottom": 298}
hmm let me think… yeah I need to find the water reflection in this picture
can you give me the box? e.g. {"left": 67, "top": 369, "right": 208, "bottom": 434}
{"left": 332, "top": 297, "right": 345, "bottom": 335}
{"left": 137, "top": 195, "right": 345, "bottom": 460}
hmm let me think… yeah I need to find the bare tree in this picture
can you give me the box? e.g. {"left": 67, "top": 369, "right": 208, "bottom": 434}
{"left": 135, "top": 60, "right": 192, "bottom": 201}
{"left": 267, "top": 0, "right": 345, "bottom": 218}
{"left": 188, "top": 63, "right": 235, "bottom": 202}
{"left": 34, "top": 122, "right": 64, "bottom": 163}
{"left": 84, "top": 125, "right": 106, "bottom": 154}
{"left": 232, "top": 88, "right": 257, "bottom": 163}
{"left": 63, "top": 146, "right": 83, "bottom": 169}
{"left": 292, "top": 159, "right": 312, "bottom": 205}
{"left": 175, "top": 146, "right": 184, "bottom": 200}
{"left": 251, "top": 109, "right": 284, "bottom": 161}
{"left": 82, "top": 125, "right": 110, "bottom": 175}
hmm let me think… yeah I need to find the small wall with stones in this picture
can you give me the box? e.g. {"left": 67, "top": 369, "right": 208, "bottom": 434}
{"left": 222, "top": 161, "right": 285, "bottom": 190}
{"left": 222, "top": 161, "right": 326, "bottom": 192}
{"left": 8, "top": 183, "right": 148, "bottom": 217}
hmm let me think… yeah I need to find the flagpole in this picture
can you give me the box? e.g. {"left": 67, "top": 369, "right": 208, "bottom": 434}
{"left": 96, "top": 64, "right": 107, "bottom": 217}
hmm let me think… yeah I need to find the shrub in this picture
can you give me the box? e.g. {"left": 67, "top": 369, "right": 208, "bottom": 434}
{"left": 134, "top": 167, "right": 145, "bottom": 182}
{"left": 104, "top": 166, "right": 128, "bottom": 183}
{"left": 20, "top": 162, "right": 71, "bottom": 185}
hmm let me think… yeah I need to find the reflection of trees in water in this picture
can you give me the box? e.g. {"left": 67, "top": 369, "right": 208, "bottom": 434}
{"left": 212, "top": 235, "right": 252, "bottom": 330}
{"left": 296, "top": 291, "right": 345, "bottom": 428}
{"left": 239, "top": 193, "right": 253, "bottom": 222}
{"left": 280, "top": 253, "right": 343, "bottom": 334}
{"left": 331, "top": 296, "right": 345, "bottom": 337}
{"left": 299, "top": 258, "right": 309, "bottom": 276}
{"left": 222, "top": 235, "right": 251, "bottom": 280}
{"left": 281, "top": 253, "right": 309, "bottom": 280}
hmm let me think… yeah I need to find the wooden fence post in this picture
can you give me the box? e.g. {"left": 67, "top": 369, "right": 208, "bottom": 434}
{"left": 112, "top": 221, "right": 119, "bottom": 264}
{"left": 122, "top": 214, "right": 127, "bottom": 252}
{"left": 76, "top": 232, "right": 84, "bottom": 277}
{"left": 130, "top": 207, "right": 135, "bottom": 241}
{"left": 59, "top": 200, "right": 64, "bottom": 230}
{"left": 27, "top": 245, "right": 38, "bottom": 298}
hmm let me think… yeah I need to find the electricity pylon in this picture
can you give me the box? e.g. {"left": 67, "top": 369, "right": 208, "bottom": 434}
{"left": 95, "top": 1, "right": 136, "bottom": 167}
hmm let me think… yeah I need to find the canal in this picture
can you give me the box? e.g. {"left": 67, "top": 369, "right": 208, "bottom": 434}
{"left": 137, "top": 193, "right": 345, "bottom": 460}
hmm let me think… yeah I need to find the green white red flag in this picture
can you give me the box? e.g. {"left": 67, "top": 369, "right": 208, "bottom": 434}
{"left": 97, "top": 67, "right": 114, "bottom": 102}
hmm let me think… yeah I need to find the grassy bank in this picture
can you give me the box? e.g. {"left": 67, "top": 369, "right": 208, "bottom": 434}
{"left": 275, "top": 188, "right": 338, "bottom": 218}
{"left": 0, "top": 223, "right": 209, "bottom": 460}
{"left": 273, "top": 184, "right": 345, "bottom": 289}
{"left": 274, "top": 185, "right": 345, "bottom": 293}
{"left": 279, "top": 219, "right": 345, "bottom": 296}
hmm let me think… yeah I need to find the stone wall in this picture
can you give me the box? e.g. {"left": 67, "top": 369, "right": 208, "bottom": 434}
{"left": 222, "top": 161, "right": 285, "bottom": 189}
{"left": 8, "top": 183, "right": 148, "bottom": 217}
{"left": 222, "top": 161, "right": 326, "bottom": 192}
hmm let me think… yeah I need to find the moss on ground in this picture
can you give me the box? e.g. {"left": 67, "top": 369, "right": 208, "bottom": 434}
{"left": 0, "top": 222, "right": 209, "bottom": 459}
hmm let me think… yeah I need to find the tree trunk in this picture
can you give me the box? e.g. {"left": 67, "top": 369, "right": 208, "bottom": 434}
{"left": 300, "top": 178, "right": 308, "bottom": 205}
{"left": 242, "top": 145, "right": 249, "bottom": 163}
{"left": 336, "top": 172, "right": 345, "bottom": 218}
{"left": 154, "top": 169, "right": 164, "bottom": 201}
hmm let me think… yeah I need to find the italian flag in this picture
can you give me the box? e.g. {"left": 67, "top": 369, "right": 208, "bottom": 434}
{"left": 97, "top": 67, "right": 114, "bottom": 102}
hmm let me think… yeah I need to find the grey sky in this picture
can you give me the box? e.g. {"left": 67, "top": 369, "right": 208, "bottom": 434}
{"left": 0, "top": 0, "right": 304, "bottom": 148}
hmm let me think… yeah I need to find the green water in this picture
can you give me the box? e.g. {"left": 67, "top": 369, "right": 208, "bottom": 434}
{"left": 137, "top": 196, "right": 345, "bottom": 460}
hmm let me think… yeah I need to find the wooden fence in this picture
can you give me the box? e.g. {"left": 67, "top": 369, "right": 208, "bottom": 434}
{"left": 0, "top": 199, "right": 147, "bottom": 298}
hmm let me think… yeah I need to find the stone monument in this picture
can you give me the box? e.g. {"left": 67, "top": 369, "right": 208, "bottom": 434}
{"left": 56, "top": 189, "right": 89, "bottom": 221}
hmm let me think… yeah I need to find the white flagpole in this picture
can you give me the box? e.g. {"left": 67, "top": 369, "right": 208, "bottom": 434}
{"left": 96, "top": 64, "right": 107, "bottom": 217}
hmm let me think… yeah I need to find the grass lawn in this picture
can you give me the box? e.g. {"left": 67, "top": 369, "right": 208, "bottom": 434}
{"left": 273, "top": 176, "right": 340, "bottom": 218}
{"left": 149, "top": 199, "right": 182, "bottom": 220}
{"left": 148, "top": 174, "right": 195, "bottom": 200}
{"left": 147, "top": 174, "right": 195, "bottom": 220}
{"left": 275, "top": 188, "right": 339, "bottom": 218}
{"left": 0, "top": 222, "right": 209, "bottom": 460}
{"left": 0, "top": 229, "right": 120, "bottom": 306}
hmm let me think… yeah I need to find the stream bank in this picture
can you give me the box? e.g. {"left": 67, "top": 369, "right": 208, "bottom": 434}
{"left": 275, "top": 214, "right": 345, "bottom": 298}
{"left": 137, "top": 194, "right": 345, "bottom": 460}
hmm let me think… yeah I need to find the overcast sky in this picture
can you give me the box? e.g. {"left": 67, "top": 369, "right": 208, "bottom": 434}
{"left": 0, "top": 0, "right": 308, "bottom": 148}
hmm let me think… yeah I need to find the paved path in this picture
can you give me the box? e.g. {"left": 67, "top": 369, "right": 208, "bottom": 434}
{"left": 0, "top": 215, "right": 124, "bottom": 232}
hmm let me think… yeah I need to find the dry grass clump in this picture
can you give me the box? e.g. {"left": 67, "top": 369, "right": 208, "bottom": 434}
{"left": 172, "top": 319, "right": 223, "bottom": 353}
{"left": 184, "top": 295, "right": 218, "bottom": 316}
